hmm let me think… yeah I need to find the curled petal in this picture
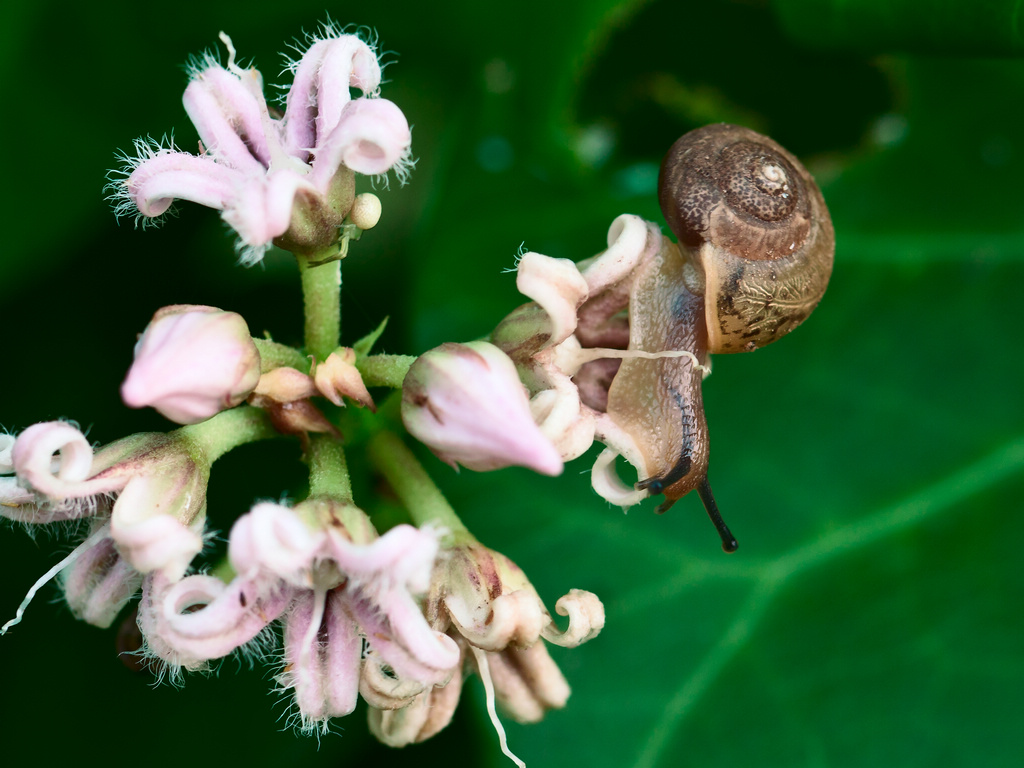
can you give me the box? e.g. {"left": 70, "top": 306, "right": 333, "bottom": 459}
{"left": 285, "top": 35, "right": 382, "bottom": 159}
{"left": 516, "top": 252, "right": 589, "bottom": 349}
{"left": 590, "top": 446, "right": 649, "bottom": 508}
{"left": 110, "top": 475, "right": 205, "bottom": 579}
{"left": 10, "top": 422, "right": 109, "bottom": 500}
{"left": 310, "top": 99, "right": 411, "bottom": 188}
{"left": 282, "top": 589, "right": 361, "bottom": 727}
{"left": 228, "top": 502, "right": 322, "bottom": 585}
{"left": 448, "top": 589, "right": 548, "bottom": 652}
{"left": 62, "top": 537, "right": 142, "bottom": 628}
{"left": 360, "top": 656, "right": 431, "bottom": 710}
{"left": 183, "top": 65, "right": 271, "bottom": 173}
{"left": 579, "top": 214, "right": 660, "bottom": 295}
{"left": 540, "top": 589, "right": 605, "bottom": 648}
{"left": 327, "top": 523, "right": 438, "bottom": 593}
{"left": 354, "top": 592, "right": 460, "bottom": 689}
{"left": 141, "top": 572, "right": 290, "bottom": 669}
{"left": 528, "top": 377, "right": 596, "bottom": 463}
{"left": 125, "top": 151, "right": 238, "bottom": 218}
{"left": 368, "top": 659, "right": 464, "bottom": 745}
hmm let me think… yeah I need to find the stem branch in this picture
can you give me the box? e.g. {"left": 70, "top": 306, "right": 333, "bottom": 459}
{"left": 176, "top": 406, "right": 278, "bottom": 463}
{"left": 297, "top": 254, "right": 341, "bottom": 360}
{"left": 306, "top": 434, "right": 352, "bottom": 500}
{"left": 368, "top": 431, "right": 471, "bottom": 540}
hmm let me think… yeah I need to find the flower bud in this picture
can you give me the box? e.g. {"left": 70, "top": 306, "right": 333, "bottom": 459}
{"left": 313, "top": 348, "right": 375, "bottom": 410}
{"left": 122, "top": 305, "right": 261, "bottom": 425}
{"left": 349, "top": 193, "right": 382, "bottom": 230}
{"left": 401, "top": 342, "right": 563, "bottom": 476}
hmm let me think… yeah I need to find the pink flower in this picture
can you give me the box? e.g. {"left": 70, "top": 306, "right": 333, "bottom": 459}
{"left": 121, "top": 305, "right": 261, "bottom": 425}
{"left": 401, "top": 341, "right": 563, "bottom": 476}
{"left": 109, "top": 26, "right": 412, "bottom": 263}
{"left": 370, "top": 541, "right": 604, "bottom": 754}
{"left": 8, "top": 422, "right": 207, "bottom": 577}
{"left": 1, "top": 423, "right": 208, "bottom": 633}
{"left": 139, "top": 498, "right": 459, "bottom": 733}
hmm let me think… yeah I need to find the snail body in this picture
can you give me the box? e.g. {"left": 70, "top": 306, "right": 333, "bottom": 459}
{"left": 604, "top": 124, "right": 834, "bottom": 549}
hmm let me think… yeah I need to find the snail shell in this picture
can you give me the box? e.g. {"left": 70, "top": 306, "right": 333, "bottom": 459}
{"left": 658, "top": 124, "right": 834, "bottom": 353}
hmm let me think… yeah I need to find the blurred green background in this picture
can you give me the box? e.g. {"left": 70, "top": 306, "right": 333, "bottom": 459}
{"left": 3, "top": 0, "right": 1023, "bottom": 765}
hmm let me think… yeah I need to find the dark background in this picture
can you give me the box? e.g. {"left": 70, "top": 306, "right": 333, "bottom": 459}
{"left": 2, "top": 1, "right": 1023, "bottom": 765}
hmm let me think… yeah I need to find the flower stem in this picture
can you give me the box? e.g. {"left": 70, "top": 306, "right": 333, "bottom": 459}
{"left": 176, "top": 406, "right": 277, "bottom": 463}
{"left": 253, "top": 338, "right": 309, "bottom": 372}
{"left": 368, "top": 431, "right": 471, "bottom": 541}
{"left": 357, "top": 354, "right": 416, "bottom": 389}
{"left": 297, "top": 253, "right": 341, "bottom": 360}
{"left": 306, "top": 434, "right": 352, "bottom": 500}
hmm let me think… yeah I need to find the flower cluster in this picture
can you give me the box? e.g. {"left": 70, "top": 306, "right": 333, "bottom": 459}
{"left": 3, "top": 22, "right": 610, "bottom": 766}
{"left": 109, "top": 25, "right": 410, "bottom": 264}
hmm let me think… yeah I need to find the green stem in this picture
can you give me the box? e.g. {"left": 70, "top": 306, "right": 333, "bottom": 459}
{"left": 358, "top": 354, "right": 416, "bottom": 389}
{"left": 306, "top": 434, "right": 352, "bottom": 500}
{"left": 368, "top": 430, "right": 472, "bottom": 542}
{"left": 297, "top": 253, "right": 341, "bottom": 360}
{"left": 253, "top": 338, "right": 309, "bottom": 372}
{"left": 175, "top": 406, "right": 278, "bottom": 463}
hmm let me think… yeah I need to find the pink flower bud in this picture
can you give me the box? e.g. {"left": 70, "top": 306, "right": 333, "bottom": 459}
{"left": 401, "top": 342, "right": 563, "bottom": 476}
{"left": 122, "top": 305, "right": 261, "bottom": 425}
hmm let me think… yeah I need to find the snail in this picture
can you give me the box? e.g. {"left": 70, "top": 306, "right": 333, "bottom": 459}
{"left": 601, "top": 124, "right": 834, "bottom": 551}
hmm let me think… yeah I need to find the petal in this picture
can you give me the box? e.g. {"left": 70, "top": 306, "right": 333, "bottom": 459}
{"left": 485, "top": 642, "right": 570, "bottom": 723}
{"left": 281, "top": 589, "right": 361, "bottom": 726}
{"left": 309, "top": 99, "right": 411, "bottom": 189}
{"left": 539, "top": 589, "right": 605, "bottom": 648}
{"left": 368, "top": 659, "right": 464, "bottom": 745}
{"left": 228, "top": 502, "right": 322, "bottom": 584}
{"left": 528, "top": 376, "right": 596, "bottom": 463}
{"left": 183, "top": 65, "right": 272, "bottom": 173}
{"left": 589, "top": 445, "right": 649, "bottom": 508}
{"left": 140, "top": 572, "right": 290, "bottom": 668}
{"left": 327, "top": 523, "right": 439, "bottom": 592}
{"left": 313, "top": 350, "right": 375, "bottom": 410}
{"left": 62, "top": 537, "right": 142, "bottom": 628}
{"left": 10, "top": 422, "right": 124, "bottom": 500}
{"left": 284, "top": 36, "right": 382, "bottom": 159}
{"left": 515, "top": 252, "right": 589, "bottom": 348}
{"left": 110, "top": 475, "right": 205, "bottom": 578}
{"left": 447, "top": 589, "right": 547, "bottom": 652}
{"left": 352, "top": 589, "right": 460, "bottom": 687}
{"left": 579, "top": 214, "right": 661, "bottom": 295}
{"left": 126, "top": 151, "right": 238, "bottom": 218}
{"left": 221, "top": 169, "right": 313, "bottom": 253}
